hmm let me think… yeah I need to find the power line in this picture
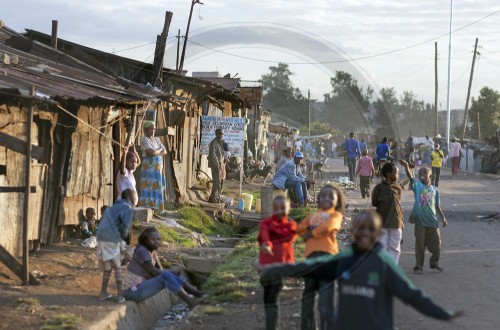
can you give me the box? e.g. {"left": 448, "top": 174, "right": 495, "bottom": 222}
{"left": 112, "top": 36, "right": 177, "bottom": 53}
{"left": 185, "top": 8, "right": 500, "bottom": 65}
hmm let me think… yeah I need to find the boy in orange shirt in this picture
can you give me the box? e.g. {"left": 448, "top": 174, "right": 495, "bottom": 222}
{"left": 296, "top": 184, "right": 345, "bottom": 330}
{"left": 258, "top": 196, "right": 297, "bottom": 330}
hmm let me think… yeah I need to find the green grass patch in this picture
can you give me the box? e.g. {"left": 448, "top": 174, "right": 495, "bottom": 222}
{"left": 41, "top": 313, "right": 82, "bottom": 330}
{"left": 157, "top": 225, "right": 199, "bottom": 248}
{"left": 203, "top": 230, "right": 260, "bottom": 303}
{"left": 289, "top": 206, "right": 316, "bottom": 222}
{"left": 47, "top": 305, "right": 65, "bottom": 311}
{"left": 178, "top": 207, "right": 236, "bottom": 237}
{"left": 16, "top": 297, "right": 40, "bottom": 306}
{"left": 201, "top": 306, "right": 226, "bottom": 315}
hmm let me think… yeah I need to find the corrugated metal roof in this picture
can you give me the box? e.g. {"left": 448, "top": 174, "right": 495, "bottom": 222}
{"left": 194, "top": 77, "right": 241, "bottom": 92}
{"left": 0, "top": 26, "right": 161, "bottom": 102}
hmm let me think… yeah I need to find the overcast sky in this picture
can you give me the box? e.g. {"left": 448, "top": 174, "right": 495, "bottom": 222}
{"left": 4, "top": 0, "right": 500, "bottom": 108}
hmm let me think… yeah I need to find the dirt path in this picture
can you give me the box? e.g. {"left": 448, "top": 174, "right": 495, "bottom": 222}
{"left": 178, "top": 158, "right": 500, "bottom": 330}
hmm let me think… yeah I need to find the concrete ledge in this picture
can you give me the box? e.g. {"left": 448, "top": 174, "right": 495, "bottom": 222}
{"left": 84, "top": 290, "right": 177, "bottom": 330}
{"left": 133, "top": 207, "right": 153, "bottom": 223}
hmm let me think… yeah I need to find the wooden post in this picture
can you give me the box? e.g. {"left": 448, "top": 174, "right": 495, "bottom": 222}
{"left": 179, "top": 1, "right": 202, "bottom": 73}
{"left": 461, "top": 38, "right": 479, "bottom": 142}
{"left": 51, "top": 20, "right": 58, "bottom": 49}
{"left": 434, "top": 42, "right": 438, "bottom": 136}
{"left": 151, "top": 11, "right": 173, "bottom": 87}
{"left": 176, "top": 29, "right": 181, "bottom": 72}
{"left": 22, "top": 86, "right": 34, "bottom": 285}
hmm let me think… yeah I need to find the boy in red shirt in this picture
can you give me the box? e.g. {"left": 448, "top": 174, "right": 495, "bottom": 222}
{"left": 258, "top": 196, "right": 297, "bottom": 330}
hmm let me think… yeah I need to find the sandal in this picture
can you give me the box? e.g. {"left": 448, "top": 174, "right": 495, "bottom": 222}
{"left": 117, "top": 296, "right": 126, "bottom": 303}
{"left": 98, "top": 293, "right": 113, "bottom": 301}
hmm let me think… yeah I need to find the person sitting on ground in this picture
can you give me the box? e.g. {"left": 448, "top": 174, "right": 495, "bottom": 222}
{"left": 258, "top": 196, "right": 297, "bottom": 330}
{"left": 276, "top": 147, "right": 293, "bottom": 171}
{"left": 96, "top": 189, "right": 137, "bottom": 302}
{"left": 122, "top": 227, "right": 204, "bottom": 309}
{"left": 272, "top": 151, "right": 315, "bottom": 206}
{"left": 81, "top": 207, "right": 97, "bottom": 238}
{"left": 296, "top": 184, "right": 345, "bottom": 329}
{"left": 260, "top": 210, "right": 463, "bottom": 329}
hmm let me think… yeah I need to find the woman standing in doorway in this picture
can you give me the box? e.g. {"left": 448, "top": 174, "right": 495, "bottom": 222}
{"left": 138, "top": 120, "right": 167, "bottom": 210}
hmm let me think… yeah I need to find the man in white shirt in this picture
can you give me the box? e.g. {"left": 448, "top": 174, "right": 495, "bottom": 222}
{"left": 449, "top": 137, "right": 462, "bottom": 175}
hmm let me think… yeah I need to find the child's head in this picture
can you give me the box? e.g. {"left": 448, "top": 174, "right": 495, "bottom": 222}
{"left": 381, "top": 163, "right": 399, "bottom": 182}
{"left": 138, "top": 227, "right": 162, "bottom": 251}
{"left": 351, "top": 210, "right": 382, "bottom": 252}
{"left": 126, "top": 152, "right": 137, "bottom": 171}
{"left": 272, "top": 196, "right": 290, "bottom": 220}
{"left": 318, "top": 184, "right": 345, "bottom": 213}
{"left": 418, "top": 166, "right": 432, "bottom": 185}
{"left": 361, "top": 149, "right": 368, "bottom": 156}
{"left": 100, "top": 205, "right": 108, "bottom": 216}
{"left": 85, "top": 207, "right": 96, "bottom": 221}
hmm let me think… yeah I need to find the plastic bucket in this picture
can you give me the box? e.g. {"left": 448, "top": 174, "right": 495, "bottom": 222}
{"left": 242, "top": 193, "right": 253, "bottom": 211}
{"left": 255, "top": 198, "right": 261, "bottom": 212}
{"left": 237, "top": 199, "right": 245, "bottom": 211}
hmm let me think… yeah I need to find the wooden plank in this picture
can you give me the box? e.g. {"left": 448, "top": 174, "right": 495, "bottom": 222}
{"left": 0, "top": 186, "right": 36, "bottom": 193}
{"left": 0, "top": 131, "right": 44, "bottom": 161}
{"left": 0, "top": 244, "right": 39, "bottom": 285}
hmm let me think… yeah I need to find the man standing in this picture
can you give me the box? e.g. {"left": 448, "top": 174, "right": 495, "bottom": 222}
{"left": 431, "top": 143, "right": 445, "bottom": 187}
{"left": 359, "top": 139, "right": 367, "bottom": 152}
{"left": 449, "top": 138, "right": 461, "bottom": 175}
{"left": 272, "top": 151, "right": 315, "bottom": 206}
{"left": 304, "top": 139, "right": 312, "bottom": 158}
{"left": 343, "top": 132, "right": 361, "bottom": 182}
{"left": 208, "top": 128, "right": 224, "bottom": 203}
{"left": 424, "top": 135, "right": 434, "bottom": 165}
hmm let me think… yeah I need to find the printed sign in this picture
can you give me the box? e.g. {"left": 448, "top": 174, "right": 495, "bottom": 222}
{"left": 201, "top": 116, "right": 245, "bottom": 156}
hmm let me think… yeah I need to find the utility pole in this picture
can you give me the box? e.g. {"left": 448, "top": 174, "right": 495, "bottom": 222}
{"left": 176, "top": 29, "right": 181, "bottom": 72}
{"left": 477, "top": 112, "right": 481, "bottom": 140}
{"left": 151, "top": 11, "right": 173, "bottom": 87}
{"left": 434, "top": 42, "right": 438, "bottom": 136}
{"left": 179, "top": 0, "right": 203, "bottom": 73}
{"left": 51, "top": 20, "right": 58, "bottom": 49}
{"left": 445, "top": 0, "right": 454, "bottom": 150}
{"left": 308, "top": 89, "right": 311, "bottom": 136}
{"left": 460, "top": 38, "right": 479, "bottom": 142}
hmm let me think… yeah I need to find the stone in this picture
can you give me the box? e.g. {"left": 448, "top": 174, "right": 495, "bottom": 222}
{"left": 184, "top": 257, "right": 220, "bottom": 275}
{"left": 133, "top": 207, "right": 153, "bottom": 223}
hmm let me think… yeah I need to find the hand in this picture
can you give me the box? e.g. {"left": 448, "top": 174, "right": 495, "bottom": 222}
{"left": 306, "top": 178, "right": 316, "bottom": 184}
{"left": 122, "top": 146, "right": 129, "bottom": 154}
{"left": 261, "top": 244, "right": 274, "bottom": 255}
{"left": 442, "top": 218, "right": 448, "bottom": 227}
{"left": 450, "top": 310, "right": 465, "bottom": 320}
{"left": 400, "top": 159, "right": 408, "bottom": 167}
{"left": 129, "top": 144, "right": 136, "bottom": 153}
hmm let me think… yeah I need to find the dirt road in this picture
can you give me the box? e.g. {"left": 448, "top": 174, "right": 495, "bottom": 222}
{"left": 180, "top": 158, "right": 500, "bottom": 330}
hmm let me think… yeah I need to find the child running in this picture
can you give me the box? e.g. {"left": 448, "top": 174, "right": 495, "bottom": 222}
{"left": 356, "top": 149, "right": 375, "bottom": 199}
{"left": 401, "top": 160, "right": 448, "bottom": 274}
{"left": 296, "top": 184, "right": 345, "bottom": 330}
{"left": 260, "top": 210, "right": 463, "bottom": 330}
{"left": 258, "top": 196, "right": 297, "bottom": 330}
{"left": 371, "top": 163, "right": 404, "bottom": 264}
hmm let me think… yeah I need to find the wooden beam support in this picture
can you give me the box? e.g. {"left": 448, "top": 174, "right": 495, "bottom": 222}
{"left": 0, "top": 131, "right": 44, "bottom": 161}
{"left": 0, "top": 186, "right": 36, "bottom": 193}
{"left": 0, "top": 244, "right": 40, "bottom": 285}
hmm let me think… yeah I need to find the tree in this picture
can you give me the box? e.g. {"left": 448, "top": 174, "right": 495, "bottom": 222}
{"left": 299, "top": 121, "right": 340, "bottom": 136}
{"left": 322, "top": 71, "right": 373, "bottom": 133}
{"left": 261, "top": 63, "right": 308, "bottom": 127}
{"left": 373, "top": 87, "right": 399, "bottom": 137}
{"left": 468, "top": 87, "right": 500, "bottom": 139}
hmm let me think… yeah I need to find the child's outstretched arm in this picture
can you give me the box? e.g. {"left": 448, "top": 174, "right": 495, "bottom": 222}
{"left": 383, "top": 253, "right": 459, "bottom": 320}
{"left": 400, "top": 160, "right": 414, "bottom": 180}
{"left": 260, "top": 253, "right": 340, "bottom": 283}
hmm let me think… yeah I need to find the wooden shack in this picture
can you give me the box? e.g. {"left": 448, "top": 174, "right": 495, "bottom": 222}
{"left": 0, "top": 25, "right": 159, "bottom": 256}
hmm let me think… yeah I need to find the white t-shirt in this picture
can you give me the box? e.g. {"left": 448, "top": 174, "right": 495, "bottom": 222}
{"left": 295, "top": 141, "right": 302, "bottom": 150}
{"left": 116, "top": 169, "right": 136, "bottom": 199}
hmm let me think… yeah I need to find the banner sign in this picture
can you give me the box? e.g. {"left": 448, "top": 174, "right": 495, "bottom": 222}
{"left": 201, "top": 116, "right": 245, "bottom": 156}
